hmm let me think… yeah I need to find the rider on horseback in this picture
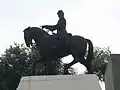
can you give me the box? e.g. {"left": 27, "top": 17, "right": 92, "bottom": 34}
{"left": 41, "top": 10, "right": 67, "bottom": 40}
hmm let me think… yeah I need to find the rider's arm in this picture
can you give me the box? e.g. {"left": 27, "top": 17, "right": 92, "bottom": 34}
{"left": 42, "top": 25, "right": 52, "bottom": 29}
{"left": 42, "top": 18, "right": 66, "bottom": 31}
{"left": 52, "top": 18, "right": 66, "bottom": 31}
{"left": 42, "top": 25, "right": 57, "bottom": 31}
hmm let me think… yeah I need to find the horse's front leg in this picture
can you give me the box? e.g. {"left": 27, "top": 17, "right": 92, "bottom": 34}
{"left": 32, "top": 59, "right": 42, "bottom": 75}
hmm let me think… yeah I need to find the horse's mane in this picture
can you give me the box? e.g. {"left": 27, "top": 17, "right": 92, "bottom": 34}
{"left": 24, "top": 27, "right": 49, "bottom": 35}
{"left": 33, "top": 27, "right": 48, "bottom": 34}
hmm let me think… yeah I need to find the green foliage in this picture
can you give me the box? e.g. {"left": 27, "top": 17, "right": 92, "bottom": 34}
{"left": 0, "top": 42, "right": 111, "bottom": 89}
{"left": 0, "top": 43, "right": 30, "bottom": 90}
{"left": 0, "top": 42, "right": 66, "bottom": 89}
{"left": 0, "top": 43, "right": 28, "bottom": 75}
{"left": 0, "top": 42, "right": 64, "bottom": 77}
{"left": 92, "top": 47, "right": 111, "bottom": 81}
{"left": 27, "top": 43, "right": 64, "bottom": 75}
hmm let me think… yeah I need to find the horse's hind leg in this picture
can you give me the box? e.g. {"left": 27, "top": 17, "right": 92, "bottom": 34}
{"left": 64, "top": 58, "right": 78, "bottom": 74}
{"left": 78, "top": 56, "right": 92, "bottom": 74}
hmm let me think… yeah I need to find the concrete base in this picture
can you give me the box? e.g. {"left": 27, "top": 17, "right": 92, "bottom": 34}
{"left": 17, "top": 74, "right": 102, "bottom": 90}
{"left": 105, "top": 54, "right": 120, "bottom": 90}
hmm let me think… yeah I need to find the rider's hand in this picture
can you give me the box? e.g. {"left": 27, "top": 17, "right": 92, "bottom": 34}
{"left": 41, "top": 25, "right": 45, "bottom": 29}
{"left": 41, "top": 25, "right": 48, "bottom": 29}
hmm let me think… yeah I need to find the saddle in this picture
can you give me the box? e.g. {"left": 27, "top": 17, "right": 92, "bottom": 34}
{"left": 50, "top": 33, "right": 72, "bottom": 49}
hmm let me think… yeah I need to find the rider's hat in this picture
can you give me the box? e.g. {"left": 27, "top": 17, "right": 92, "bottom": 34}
{"left": 57, "top": 10, "right": 64, "bottom": 15}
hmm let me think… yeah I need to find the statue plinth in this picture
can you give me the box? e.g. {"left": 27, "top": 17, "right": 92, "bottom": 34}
{"left": 17, "top": 74, "right": 101, "bottom": 90}
{"left": 105, "top": 54, "right": 120, "bottom": 90}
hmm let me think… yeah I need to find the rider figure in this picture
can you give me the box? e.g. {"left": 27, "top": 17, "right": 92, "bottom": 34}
{"left": 41, "top": 10, "right": 67, "bottom": 40}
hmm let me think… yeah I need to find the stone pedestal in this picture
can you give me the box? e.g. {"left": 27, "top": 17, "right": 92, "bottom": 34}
{"left": 17, "top": 74, "right": 101, "bottom": 90}
{"left": 105, "top": 54, "right": 120, "bottom": 90}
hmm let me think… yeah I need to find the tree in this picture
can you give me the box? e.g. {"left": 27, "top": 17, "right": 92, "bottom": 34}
{"left": 0, "top": 42, "right": 111, "bottom": 89}
{"left": 0, "top": 43, "right": 29, "bottom": 90}
{"left": 0, "top": 42, "right": 65, "bottom": 90}
{"left": 92, "top": 47, "right": 111, "bottom": 81}
{"left": 65, "top": 46, "right": 111, "bottom": 81}
{"left": 27, "top": 43, "right": 64, "bottom": 75}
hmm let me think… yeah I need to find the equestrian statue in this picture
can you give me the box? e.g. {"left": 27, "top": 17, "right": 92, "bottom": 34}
{"left": 23, "top": 10, "right": 94, "bottom": 74}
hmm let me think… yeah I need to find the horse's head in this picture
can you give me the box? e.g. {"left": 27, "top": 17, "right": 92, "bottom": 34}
{"left": 23, "top": 26, "right": 50, "bottom": 47}
{"left": 23, "top": 27, "right": 33, "bottom": 47}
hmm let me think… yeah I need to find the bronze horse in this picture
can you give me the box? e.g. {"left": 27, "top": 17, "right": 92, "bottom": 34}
{"left": 23, "top": 27, "right": 93, "bottom": 74}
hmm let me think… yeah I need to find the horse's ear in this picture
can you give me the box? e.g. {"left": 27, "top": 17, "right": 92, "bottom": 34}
{"left": 23, "top": 26, "right": 31, "bottom": 32}
{"left": 27, "top": 26, "right": 30, "bottom": 29}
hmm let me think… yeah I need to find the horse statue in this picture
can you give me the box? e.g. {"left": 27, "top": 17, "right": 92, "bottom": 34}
{"left": 23, "top": 26, "right": 93, "bottom": 74}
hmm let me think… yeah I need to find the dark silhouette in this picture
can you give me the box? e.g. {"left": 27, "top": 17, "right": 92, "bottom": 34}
{"left": 41, "top": 10, "right": 67, "bottom": 48}
{"left": 0, "top": 66, "right": 22, "bottom": 90}
{"left": 0, "top": 61, "right": 26, "bottom": 90}
{"left": 41, "top": 10, "right": 67, "bottom": 38}
{"left": 23, "top": 26, "right": 93, "bottom": 74}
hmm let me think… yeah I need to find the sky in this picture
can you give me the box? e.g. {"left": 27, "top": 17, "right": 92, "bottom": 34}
{"left": 0, "top": 0, "right": 120, "bottom": 56}
{"left": 0, "top": 0, "right": 120, "bottom": 89}
{"left": 0, "top": 0, "right": 120, "bottom": 70}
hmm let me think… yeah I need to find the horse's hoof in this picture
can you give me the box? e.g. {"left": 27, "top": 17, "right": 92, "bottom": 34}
{"left": 85, "top": 71, "right": 93, "bottom": 74}
{"left": 64, "top": 70, "right": 70, "bottom": 75}
{"left": 64, "top": 72, "right": 70, "bottom": 75}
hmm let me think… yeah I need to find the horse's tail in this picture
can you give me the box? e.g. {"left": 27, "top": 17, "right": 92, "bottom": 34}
{"left": 85, "top": 39, "right": 93, "bottom": 73}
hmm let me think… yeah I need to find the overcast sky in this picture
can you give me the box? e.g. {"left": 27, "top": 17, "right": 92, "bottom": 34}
{"left": 0, "top": 0, "right": 120, "bottom": 56}
{"left": 1, "top": 0, "right": 119, "bottom": 89}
